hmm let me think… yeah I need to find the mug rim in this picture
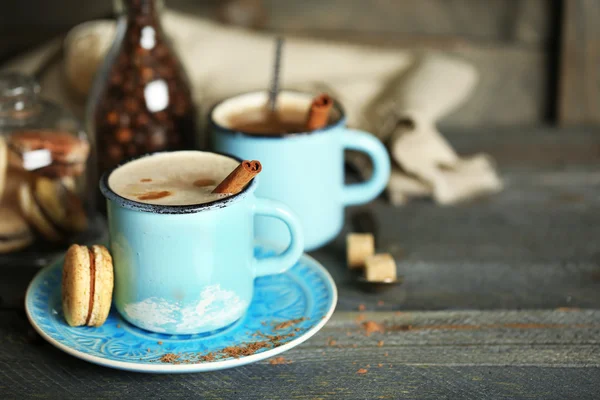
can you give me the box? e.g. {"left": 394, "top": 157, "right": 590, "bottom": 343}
{"left": 209, "top": 89, "right": 347, "bottom": 139}
{"left": 99, "top": 150, "right": 258, "bottom": 214}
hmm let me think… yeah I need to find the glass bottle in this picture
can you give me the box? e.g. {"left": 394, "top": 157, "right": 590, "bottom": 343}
{"left": 0, "top": 73, "right": 98, "bottom": 265}
{"left": 87, "top": 0, "right": 198, "bottom": 186}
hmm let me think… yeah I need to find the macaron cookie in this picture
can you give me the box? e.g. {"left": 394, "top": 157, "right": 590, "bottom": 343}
{"left": 0, "top": 206, "right": 34, "bottom": 253}
{"left": 62, "top": 244, "right": 114, "bottom": 327}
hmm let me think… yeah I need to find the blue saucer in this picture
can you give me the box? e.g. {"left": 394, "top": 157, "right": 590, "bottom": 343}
{"left": 25, "top": 246, "right": 337, "bottom": 373}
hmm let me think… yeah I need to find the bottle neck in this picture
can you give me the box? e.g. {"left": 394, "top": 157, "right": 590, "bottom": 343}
{"left": 114, "top": 0, "right": 165, "bottom": 21}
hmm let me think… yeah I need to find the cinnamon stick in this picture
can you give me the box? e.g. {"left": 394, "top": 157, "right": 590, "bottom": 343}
{"left": 212, "top": 160, "right": 262, "bottom": 194}
{"left": 306, "top": 94, "right": 333, "bottom": 131}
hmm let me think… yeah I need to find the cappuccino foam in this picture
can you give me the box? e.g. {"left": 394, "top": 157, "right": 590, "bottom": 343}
{"left": 108, "top": 151, "right": 241, "bottom": 206}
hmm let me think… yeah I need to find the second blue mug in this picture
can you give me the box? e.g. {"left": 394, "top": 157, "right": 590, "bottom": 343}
{"left": 211, "top": 90, "right": 391, "bottom": 251}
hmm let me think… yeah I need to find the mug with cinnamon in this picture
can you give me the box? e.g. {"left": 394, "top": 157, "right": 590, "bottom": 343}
{"left": 100, "top": 151, "right": 304, "bottom": 334}
{"left": 211, "top": 90, "right": 391, "bottom": 251}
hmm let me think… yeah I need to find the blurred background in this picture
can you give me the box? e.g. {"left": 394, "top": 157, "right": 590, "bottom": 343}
{"left": 1, "top": 0, "right": 582, "bottom": 129}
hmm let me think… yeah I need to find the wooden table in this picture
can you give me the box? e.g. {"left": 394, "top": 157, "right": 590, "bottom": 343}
{"left": 1, "top": 128, "right": 600, "bottom": 399}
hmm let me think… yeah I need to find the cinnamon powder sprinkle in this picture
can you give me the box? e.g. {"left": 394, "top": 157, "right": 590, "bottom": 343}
{"left": 137, "top": 190, "right": 171, "bottom": 200}
{"left": 357, "top": 368, "right": 368, "bottom": 374}
{"left": 256, "top": 332, "right": 296, "bottom": 347}
{"left": 160, "top": 353, "right": 179, "bottom": 363}
{"left": 155, "top": 318, "right": 311, "bottom": 364}
{"left": 556, "top": 307, "right": 581, "bottom": 312}
{"left": 222, "top": 341, "right": 270, "bottom": 358}
{"left": 362, "top": 321, "right": 385, "bottom": 335}
{"left": 199, "top": 353, "right": 215, "bottom": 362}
{"left": 193, "top": 178, "right": 216, "bottom": 187}
{"left": 269, "top": 357, "right": 292, "bottom": 365}
{"left": 274, "top": 317, "right": 306, "bottom": 330}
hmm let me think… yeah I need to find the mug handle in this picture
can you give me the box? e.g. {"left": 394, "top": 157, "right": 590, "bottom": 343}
{"left": 253, "top": 198, "right": 304, "bottom": 277}
{"left": 341, "top": 128, "right": 391, "bottom": 206}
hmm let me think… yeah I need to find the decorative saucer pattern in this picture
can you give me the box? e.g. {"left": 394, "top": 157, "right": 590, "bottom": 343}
{"left": 25, "top": 246, "right": 337, "bottom": 373}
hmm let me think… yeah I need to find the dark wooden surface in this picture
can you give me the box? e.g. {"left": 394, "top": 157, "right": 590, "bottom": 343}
{"left": 1, "top": 128, "right": 600, "bottom": 398}
{"left": 0, "top": 310, "right": 599, "bottom": 399}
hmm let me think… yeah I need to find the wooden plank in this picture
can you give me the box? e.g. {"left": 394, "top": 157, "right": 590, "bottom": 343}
{"left": 0, "top": 310, "right": 599, "bottom": 399}
{"left": 259, "top": 0, "right": 552, "bottom": 46}
{"left": 327, "top": 187, "right": 600, "bottom": 311}
{"left": 558, "top": 0, "right": 600, "bottom": 125}
{"left": 328, "top": 129, "right": 600, "bottom": 311}
{"left": 170, "top": 0, "right": 553, "bottom": 46}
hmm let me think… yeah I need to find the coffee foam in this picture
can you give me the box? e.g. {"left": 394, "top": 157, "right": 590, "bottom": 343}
{"left": 108, "top": 151, "right": 241, "bottom": 206}
{"left": 212, "top": 91, "right": 342, "bottom": 130}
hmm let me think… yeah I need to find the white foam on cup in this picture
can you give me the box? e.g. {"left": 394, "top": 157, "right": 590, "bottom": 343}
{"left": 108, "top": 151, "right": 240, "bottom": 206}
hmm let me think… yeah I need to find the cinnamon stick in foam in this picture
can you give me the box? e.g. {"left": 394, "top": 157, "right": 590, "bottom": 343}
{"left": 212, "top": 160, "right": 262, "bottom": 194}
{"left": 306, "top": 94, "right": 333, "bottom": 131}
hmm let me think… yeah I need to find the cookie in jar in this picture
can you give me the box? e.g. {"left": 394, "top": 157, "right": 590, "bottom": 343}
{"left": 0, "top": 73, "right": 93, "bottom": 255}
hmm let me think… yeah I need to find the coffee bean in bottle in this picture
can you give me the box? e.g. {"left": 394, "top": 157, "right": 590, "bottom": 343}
{"left": 87, "top": 0, "right": 198, "bottom": 210}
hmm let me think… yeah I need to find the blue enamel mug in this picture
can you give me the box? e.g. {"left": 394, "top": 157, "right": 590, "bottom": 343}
{"left": 99, "top": 151, "right": 304, "bottom": 334}
{"left": 211, "top": 91, "right": 391, "bottom": 251}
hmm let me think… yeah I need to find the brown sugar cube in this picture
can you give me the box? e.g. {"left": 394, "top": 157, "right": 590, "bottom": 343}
{"left": 365, "top": 253, "right": 397, "bottom": 282}
{"left": 347, "top": 233, "right": 375, "bottom": 269}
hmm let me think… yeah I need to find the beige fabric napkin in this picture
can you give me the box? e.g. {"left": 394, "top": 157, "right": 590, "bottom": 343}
{"left": 388, "top": 117, "right": 503, "bottom": 206}
{"left": 385, "top": 55, "right": 503, "bottom": 205}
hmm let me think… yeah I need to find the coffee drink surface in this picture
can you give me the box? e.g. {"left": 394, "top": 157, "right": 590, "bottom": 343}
{"left": 212, "top": 91, "right": 341, "bottom": 137}
{"left": 228, "top": 107, "right": 313, "bottom": 135}
{"left": 108, "top": 151, "right": 239, "bottom": 206}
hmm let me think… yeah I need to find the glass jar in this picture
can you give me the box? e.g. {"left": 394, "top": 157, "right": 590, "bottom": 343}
{"left": 87, "top": 0, "right": 198, "bottom": 191}
{"left": 0, "top": 73, "right": 100, "bottom": 265}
